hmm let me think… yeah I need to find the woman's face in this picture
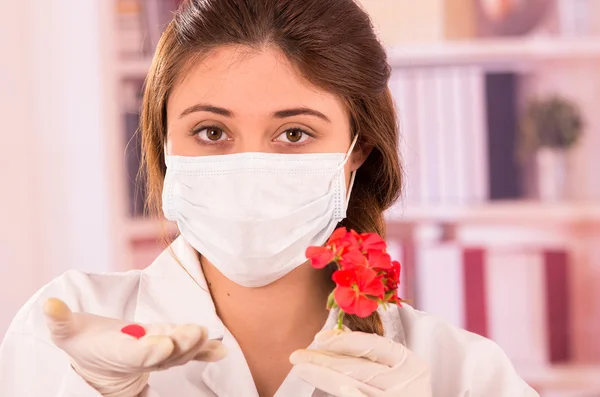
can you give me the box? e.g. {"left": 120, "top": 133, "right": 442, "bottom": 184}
{"left": 166, "top": 46, "right": 365, "bottom": 176}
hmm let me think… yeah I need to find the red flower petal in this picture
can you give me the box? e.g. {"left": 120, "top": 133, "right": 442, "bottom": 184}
{"left": 352, "top": 295, "right": 380, "bottom": 318}
{"left": 331, "top": 269, "right": 355, "bottom": 287}
{"left": 392, "top": 260, "right": 401, "bottom": 273}
{"left": 333, "top": 286, "right": 358, "bottom": 313}
{"left": 332, "top": 267, "right": 385, "bottom": 318}
{"left": 385, "top": 277, "right": 398, "bottom": 291}
{"left": 349, "top": 229, "right": 361, "bottom": 241}
{"left": 339, "top": 249, "right": 367, "bottom": 269}
{"left": 121, "top": 324, "right": 146, "bottom": 339}
{"left": 327, "top": 227, "right": 348, "bottom": 245}
{"left": 354, "top": 267, "right": 385, "bottom": 298}
{"left": 328, "top": 227, "right": 361, "bottom": 255}
{"left": 334, "top": 286, "right": 379, "bottom": 318}
{"left": 306, "top": 246, "right": 335, "bottom": 269}
{"left": 360, "top": 233, "right": 387, "bottom": 252}
{"left": 367, "top": 251, "right": 392, "bottom": 270}
{"left": 381, "top": 260, "right": 401, "bottom": 290}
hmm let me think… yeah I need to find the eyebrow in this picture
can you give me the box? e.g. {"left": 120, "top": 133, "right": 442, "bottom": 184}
{"left": 179, "top": 103, "right": 330, "bottom": 123}
{"left": 179, "top": 104, "right": 233, "bottom": 118}
{"left": 273, "top": 107, "right": 330, "bottom": 123}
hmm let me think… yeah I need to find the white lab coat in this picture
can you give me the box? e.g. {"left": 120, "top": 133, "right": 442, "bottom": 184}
{"left": 0, "top": 236, "right": 538, "bottom": 397}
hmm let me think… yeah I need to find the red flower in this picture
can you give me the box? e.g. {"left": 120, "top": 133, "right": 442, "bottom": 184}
{"left": 332, "top": 267, "right": 385, "bottom": 318}
{"left": 327, "top": 228, "right": 360, "bottom": 256}
{"left": 359, "top": 232, "right": 387, "bottom": 253}
{"left": 306, "top": 246, "right": 335, "bottom": 269}
{"left": 381, "top": 260, "right": 401, "bottom": 291}
{"left": 367, "top": 251, "right": 392, "bottom": 270}
{"left": 327, "top": 227, "right": 348, "bottom": 245}
{"left": 339, "top": 249, "right": 368, "bottom": 269}
{"left": 307, "top": 227, "right": 403, "bottom": 328}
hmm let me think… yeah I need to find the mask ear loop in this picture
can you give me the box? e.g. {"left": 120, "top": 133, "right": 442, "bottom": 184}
{"left": 337, "top": 134, "right": 359, "bottom": 207}
{"left": 337, "top": 134, "right": 359, "bottom": 170}
{"left": 346, "top": 170, "right": 357, "bottom": 207}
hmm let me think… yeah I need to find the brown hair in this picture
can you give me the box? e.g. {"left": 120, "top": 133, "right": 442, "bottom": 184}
{"left": 141, "top": 0, "right": 402, "bottom": 335}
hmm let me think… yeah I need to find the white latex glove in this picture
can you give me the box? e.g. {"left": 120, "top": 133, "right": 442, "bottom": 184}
{"left": 290, "top": 329, "right": 431, "bottom": 397}
{"left": 43, "top": 298, "right": 227, "bottom": 397}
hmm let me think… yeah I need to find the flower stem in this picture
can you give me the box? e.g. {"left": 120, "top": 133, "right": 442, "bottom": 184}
{"left": 337, "top": 310, "right": 345, "bottom": 330}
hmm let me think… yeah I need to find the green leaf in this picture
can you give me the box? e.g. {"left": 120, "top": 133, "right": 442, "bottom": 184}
{"left": 337, "top": 310, "right": 345, "bottom": 330}
{"left": 326, "top": 291, "right": 337, "bottom": 310}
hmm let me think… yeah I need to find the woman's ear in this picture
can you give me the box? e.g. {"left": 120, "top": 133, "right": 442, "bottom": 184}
{"left": 349, "top": 141, "right": 373, "bottom": 172}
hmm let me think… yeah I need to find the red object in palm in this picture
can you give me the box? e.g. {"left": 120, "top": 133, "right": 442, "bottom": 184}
{"left": 305, "top": 227, "right": 403, "bottom": 328}
{"left": 121, "top": 324, "right": 146, "bottom": 339}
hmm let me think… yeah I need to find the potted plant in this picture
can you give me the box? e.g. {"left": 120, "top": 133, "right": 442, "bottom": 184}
{"left": 520, "top": 95, "right": 584, "bottom": 201}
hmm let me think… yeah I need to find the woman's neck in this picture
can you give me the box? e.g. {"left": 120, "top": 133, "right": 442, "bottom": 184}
{"left": 201, "top": 256, "right": 333, "bottom": 341}
{"left": 201, "top": 256, "right": 333, "bottom": 396}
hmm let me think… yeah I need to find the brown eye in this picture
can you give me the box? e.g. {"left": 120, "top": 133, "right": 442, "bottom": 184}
{"left": 286, "top": 130, "right": 303, "bottom": 142}
{"left": 206, "top": 127, "right": 223, "bottom": 141}
{"left": 194, "top": 126, "right": 229, "bottom": 143}
{"left": 277, "top": 128, "right": 311, "bottom": 144}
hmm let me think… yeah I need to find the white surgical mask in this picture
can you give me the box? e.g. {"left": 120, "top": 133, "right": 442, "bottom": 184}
{"left": 162, "top": 136, "right": 358, "bottom": 287}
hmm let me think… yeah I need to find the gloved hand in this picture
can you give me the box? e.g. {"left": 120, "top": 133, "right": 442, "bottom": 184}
{"left": 290, "top": 329, "right": 431, "bottom": 397}
{"left": 43, "top": 298, "right": 227, "bottom": 397}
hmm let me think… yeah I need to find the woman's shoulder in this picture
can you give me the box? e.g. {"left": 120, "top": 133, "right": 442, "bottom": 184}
{"left": 6, "top": 268, "right": 143, "bottom": 340}
{"left": 393, "top": 304, "right": 537, "bottom": 396}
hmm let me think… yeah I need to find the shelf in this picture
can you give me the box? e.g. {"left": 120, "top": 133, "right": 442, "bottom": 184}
{"left": 118, "top": 57, "right": 153, "bottom": 79}
{"left": 387, "top": 36, "right": 600, "bottom": 67}
{"left": 386, "top": 201, "right": 600, "bottom": 224}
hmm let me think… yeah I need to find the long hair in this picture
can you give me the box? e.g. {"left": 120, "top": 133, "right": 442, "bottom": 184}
{"left": 140, "top": 0, "right": 403, "bottom": 335}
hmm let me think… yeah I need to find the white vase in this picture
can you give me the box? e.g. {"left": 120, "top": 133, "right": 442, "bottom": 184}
{"left": 536, "top": 148, "right": 568, "bottom": 202}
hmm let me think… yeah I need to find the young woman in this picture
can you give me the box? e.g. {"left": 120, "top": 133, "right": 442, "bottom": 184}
{"left": 0, "top": 0, "right": 538, "bottom": 396}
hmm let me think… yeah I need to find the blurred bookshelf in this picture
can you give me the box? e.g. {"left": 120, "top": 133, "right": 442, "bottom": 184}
{"left": 112, "top": 0, "right": 181, "bottom": 270}
{"left": 110, "top": 0, "right": 600, "bottom": 270}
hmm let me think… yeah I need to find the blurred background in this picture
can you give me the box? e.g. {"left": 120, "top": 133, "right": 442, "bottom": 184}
{"left": 1, "top": 0, "right": 599, "bottom": 394}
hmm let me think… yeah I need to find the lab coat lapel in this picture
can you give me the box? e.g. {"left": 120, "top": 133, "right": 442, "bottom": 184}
{"left": 134, "top": 236, "right": 225, "bottom": 338}
{"left": 134, "top": 236, "right": 260, "bottom": 397}
{"left": 201, "top": 329, "right": 260, "bottom": 397}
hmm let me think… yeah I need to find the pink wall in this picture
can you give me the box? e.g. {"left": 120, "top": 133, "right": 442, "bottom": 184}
{"left": 0, "top": 0, "right": 116, "bottom": 336}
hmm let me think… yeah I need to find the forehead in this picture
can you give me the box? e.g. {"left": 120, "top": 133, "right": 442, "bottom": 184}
{"left": 168, "top": 45, "right": 346, "bottom": 116}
